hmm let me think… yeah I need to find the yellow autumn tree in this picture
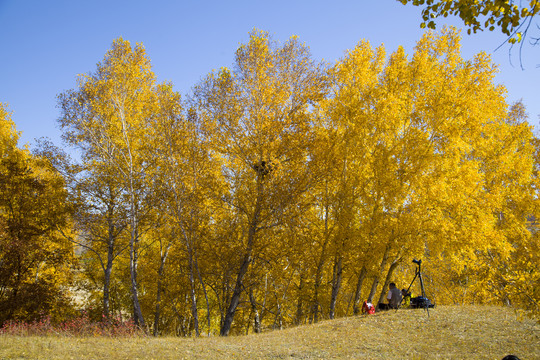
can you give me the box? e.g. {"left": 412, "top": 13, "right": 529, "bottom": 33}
{"left": 193, "top": 30, "right": 327, "bottom": 336}
{"left": 316, "top": 27, "right": 531, "bottom": 313}
{"left": 0, "top": 103, "right": 75, "bottom": 325}
{"left": 44, "top": 29, "right": 539, "bottom": 334}
{"left": 146, "top": 91, "right": 224, "bottom": 336}
{"left": 58, "top": 38, "right": 169, "bottom": 328}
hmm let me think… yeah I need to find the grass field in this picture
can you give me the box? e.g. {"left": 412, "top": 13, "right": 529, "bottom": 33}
{"left": 0, "top": 305, "right": 538, "bottom": 359}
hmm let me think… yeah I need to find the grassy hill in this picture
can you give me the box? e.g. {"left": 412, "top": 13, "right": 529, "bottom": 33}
{"left": 0, "top": 305, "right": 538, "bottom": 359}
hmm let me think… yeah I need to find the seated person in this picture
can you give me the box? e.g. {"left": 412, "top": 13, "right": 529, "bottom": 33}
{"left": 401, "top": 288, "right": 411, "bottom": 307}
{"left": 378, "top": 282, "right": 403, "bottom": 310}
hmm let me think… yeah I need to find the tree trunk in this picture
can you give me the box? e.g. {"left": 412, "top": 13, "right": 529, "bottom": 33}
{"left": 353, "top": 266, "right": 367, "bottom": 315}
{"left": 153, "top": 276, "right": 163, "bottom": 336}
{"left": 219, "top": 269, "right": 231, "bottom": 330}
{"left": 129, "top": 229, "right": 145, "bottom": 328}
{"left": 310, "top": 187, "right": 330, "bottom": 324}
{"left": 103, "top": 188, "right": 120, "bottom": 319}
{"left": 376, "top": 258, "right": 401, "bottom": 308}
{"left": 194, "top": 254, "right": 211, "bottom": 336}
{"left": 220, "top": 177, "right": 263, "bottom": 336}
{"left": 275, "top": 303, "right": 283, "bottom": 330}
{"left": 329, "top": 255, "right": 343, "bottom": 319}
{"left": 118, "top": 102, "right": 145, "bottom": 330}
{"left": 103, "top": 220, "right": 115, "bottom": 318}
{"left": 295, "top": 272, "right": 305, "bottom": 325}
{"left": 153, "top": 241, "right": 171, "bottom": 336}
{"left": 220, "top": 245, "right": 253, "bottom": 336}
{"left": 310, "top": 261, "right": 322, "bottom": 324}
{"left": 249, "top": 288, "right": 261, "bottom": 333}
{"left": 367, "top": 244, "right": 390, "bottom": 304}
{"left": 129, "top": 197, "right": 144, "bottom": 328}
{"left": 188, "top": 242, "right": 200, "bottom": 336}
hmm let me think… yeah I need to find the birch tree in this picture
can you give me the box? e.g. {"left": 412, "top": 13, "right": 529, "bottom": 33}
{"left": 58, "top": 38, "right": 163, "bottom": 328}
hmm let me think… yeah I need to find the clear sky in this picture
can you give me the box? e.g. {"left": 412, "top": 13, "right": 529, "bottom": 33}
{"left": 1, "top": 0, "right": 539, "bottom": 148}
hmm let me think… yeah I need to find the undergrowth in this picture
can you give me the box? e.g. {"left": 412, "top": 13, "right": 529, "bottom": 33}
{"left": 0, "top": 312, "right": 143, "bottom": 337}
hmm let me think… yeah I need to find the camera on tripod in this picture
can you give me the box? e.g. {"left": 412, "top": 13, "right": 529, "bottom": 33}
{"left": 399, "top": 258, "right": 435, "bottom": 314}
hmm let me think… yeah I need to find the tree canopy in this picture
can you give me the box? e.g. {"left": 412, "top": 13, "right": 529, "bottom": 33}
{"left": 0, "top": 103, "right": 75, "bottom": 325}
{"left": 398, "top": 0, "right": 540, "bottom": 44}
{"left": 1, "top": 29, "right": 538, "bottom": 335}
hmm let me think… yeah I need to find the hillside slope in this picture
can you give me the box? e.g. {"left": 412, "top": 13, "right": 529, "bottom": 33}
{"left": 0, "top": 306, "right": 538, "bottom": 359}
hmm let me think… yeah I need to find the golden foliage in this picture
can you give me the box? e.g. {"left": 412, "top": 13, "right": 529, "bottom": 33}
{"left": 2, "top": 28, "right": 539, "bottom": 335}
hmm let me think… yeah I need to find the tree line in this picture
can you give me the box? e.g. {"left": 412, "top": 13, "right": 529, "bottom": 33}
{"left": 0, "top": 28, "right": 538, "bottom": 336}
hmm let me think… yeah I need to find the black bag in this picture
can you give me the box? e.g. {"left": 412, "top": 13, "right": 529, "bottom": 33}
{"left": 410, "top": 296, "right": 434, "bottom": 308}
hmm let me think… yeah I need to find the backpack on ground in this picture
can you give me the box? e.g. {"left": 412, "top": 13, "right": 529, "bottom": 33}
{"left": 362, "top": 300, "right": 375, "bottom": 314}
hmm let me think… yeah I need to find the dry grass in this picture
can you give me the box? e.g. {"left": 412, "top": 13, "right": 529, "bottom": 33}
{"left": 0, "top": 305, "right": 538, "bottom": 359}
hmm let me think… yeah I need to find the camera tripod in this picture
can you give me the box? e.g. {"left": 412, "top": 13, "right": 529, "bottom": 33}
{"left": 398, "top": 259, "right": 430, "bottom": 317}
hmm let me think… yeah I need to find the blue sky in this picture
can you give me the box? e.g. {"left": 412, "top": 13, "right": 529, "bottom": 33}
{"left": 1, "top": 0, "right": 539, "bottom": 148}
